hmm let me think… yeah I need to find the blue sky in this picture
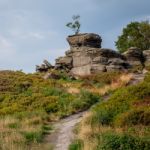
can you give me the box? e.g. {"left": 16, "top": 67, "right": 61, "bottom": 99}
{"left": 0, "top": 0, "right": 150, "bottom": 72}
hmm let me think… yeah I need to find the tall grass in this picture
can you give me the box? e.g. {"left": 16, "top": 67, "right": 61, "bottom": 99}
{"left": 0, "top": 70, "right": 104, "bottom": 149}
{"left": 0, "top": 112, "right": 52, "bottom": 150}
{"left": 70, "top": 73, "right": 150, "bottom": 150}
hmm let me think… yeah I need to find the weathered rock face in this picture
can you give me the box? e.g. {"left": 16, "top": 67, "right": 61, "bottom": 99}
{"left": 143, "top": 50, "right": 150, "bottom": 67}
{"left": 69, "top": 47, "right": 129, "bottom": 76}
{"left": 123, "top": 47, "right": 144, "bottom": 67}
{"left": 55, "top": 33, "right": 130, "bottom": 76}
{"left": 36, "top": 33, "right": 150, "bottom": 77}
{"left": 55, "top": 56, "right": 73, "bottom": 71}
{"left": 67, "top": 33, "right": 102, "bottom": 48}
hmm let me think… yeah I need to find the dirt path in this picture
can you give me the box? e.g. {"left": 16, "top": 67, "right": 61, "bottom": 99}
{"left": 45, "top": 72, "right": 146, "bottom": 150}
{"left": 45, "top": 112, "right": 86, "bottom": 150}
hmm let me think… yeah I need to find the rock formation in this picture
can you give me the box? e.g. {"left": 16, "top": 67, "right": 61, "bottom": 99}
{"left": 143, "top": 50, "right": 150, "bottom": 67}
{"left": 55, "top": 33, "right": 130, "bottom": 76}
{"left": 36, "top": 33, "right": 150, "bottom": 77}
{"left": 123, "top": 47, "right": 145, "bottom": 67}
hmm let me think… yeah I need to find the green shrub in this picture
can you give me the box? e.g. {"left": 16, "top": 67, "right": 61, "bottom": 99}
{"left": 69, "top": 139, "right": 83, "bottom": 150}
{"left": 7, "top": 122, "right": 20, "bottom": 129}
{"left": 114, "top": 109, "right": 150, "bottom": 126}
{"left": 42, "top": 87, "right": 64, "bottom": 96}
{"left": 91, "top": 76, "right": 150, "bottom": 126}
{"left": 97, "top": 132, "right": 150, "bottom": 150}
{"left": 0, "top": 71, "right": 100, "bottom": 117}
{"left": 22, "top": 131, "right": 43, "bottom": 143}
{"left": 72, "top": 91, "right": 100, "bottom": 112}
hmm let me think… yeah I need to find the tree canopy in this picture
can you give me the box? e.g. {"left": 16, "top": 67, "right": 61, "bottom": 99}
{"left": 115, "top": 21, "right": 150, "bottom": 53}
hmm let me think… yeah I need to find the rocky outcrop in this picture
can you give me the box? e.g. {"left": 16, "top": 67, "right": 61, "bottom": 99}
{"left": 36, "top": 33, "right": 150, "bottom": 77}
{"left": 55, "top": 33, "right": 130, "bottom": 76}
{"left": 123, "top": 47, "right": 145, "bottom": 67}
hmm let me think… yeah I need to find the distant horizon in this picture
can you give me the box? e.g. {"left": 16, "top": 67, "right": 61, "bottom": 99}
{"left": 0, "top": 0, "right": 150, "bottom": 72}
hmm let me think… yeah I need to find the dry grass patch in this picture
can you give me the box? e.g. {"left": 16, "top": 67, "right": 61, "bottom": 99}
{"left": 89, "top": 73, "right": 133, "bottom": 95}
{"left": 0, "top": 114, "right": 52, "bottom": 150}
{"left": 67, "top": 87, "right": 80, "bottom": 94}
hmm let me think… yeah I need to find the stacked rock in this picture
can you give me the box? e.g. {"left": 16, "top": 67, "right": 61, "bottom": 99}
{"left": 55, "top": 33, "right": 130, "bottom": 76}
{"left": 36, "top": 33, "right": 150, "bottom": 77}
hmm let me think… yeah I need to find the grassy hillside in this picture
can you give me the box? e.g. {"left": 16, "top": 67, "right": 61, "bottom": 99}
{"left": 0, "top": 70, "right": 135, "bottom": 149}
{"left": 0, "top": 70, "right": 101, "bottom": 149}
{"left": 0, "top": 70, "right": 101, "bottom": 116}
{"left": 70, "top": 72, "right": 150, "bottom": 150}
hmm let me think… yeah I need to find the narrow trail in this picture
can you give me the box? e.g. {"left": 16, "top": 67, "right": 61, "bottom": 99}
{"left": 45, "top": 112, "right": 86, "bottom": 150}
{"left": 45, "top": 72, "right": 146, "bottom": 150}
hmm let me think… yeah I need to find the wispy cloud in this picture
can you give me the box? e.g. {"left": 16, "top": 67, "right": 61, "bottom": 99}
{"left": 0, "top": 0, "right": 149, "bottom": 72}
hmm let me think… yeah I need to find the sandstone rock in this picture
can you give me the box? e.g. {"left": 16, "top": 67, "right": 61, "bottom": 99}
{"left": 73, "top": 56, "right": 91, "bottom": 67}
{"left": 91, "top": 64, "right": 107, "bottom": 73}
{"left": 143, "top": 50, "right": 150, "bottom": 67}
{"left": 92, "top": 56, "right": 108, "bottom": 65}
{"left": 123, "top": 47, "right": 144, "bottom": 66}
{"left": 70, "top": 65, "right": 91, "bottom": 76}
{"left": 65, "top": 50, "right": 73, "bottom": 56}
{"left": 67, "top": 33, "right": 102, "bottom": 48}
{"left": 36, "top": 60, "right": 53, "bottom": 72}
{"left": 56, "top": 56, "right": 72, "bottom": 65}
{"left": 55, "top": 56, "right": 73, "bottom": 70}
{"left": 99, "top": 48, "right": 125, "bottom": 59}
{"left": 106, "top": 65, "right": 125, "bottom": 72}
{"left": 53, "top": 34, "right": 143, "bottom": 77}
{"left": 108, "top": 58, "right": 130, "bottom": 68}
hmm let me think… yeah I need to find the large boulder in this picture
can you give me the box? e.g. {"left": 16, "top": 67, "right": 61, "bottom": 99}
{"left": 123, "top": 47, "right": 144, "bottom": 66}
{"left": 67, "top": 33, "right": 102, "bottom": 48}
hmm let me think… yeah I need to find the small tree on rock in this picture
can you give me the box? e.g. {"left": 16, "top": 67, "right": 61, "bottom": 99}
{"left": 66, "top": 15, "right": 81, "bottom": 35}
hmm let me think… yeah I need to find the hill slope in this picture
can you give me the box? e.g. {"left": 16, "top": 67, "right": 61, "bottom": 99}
{"left": 70, "top": 72, "right": 150, "bottom": 150}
